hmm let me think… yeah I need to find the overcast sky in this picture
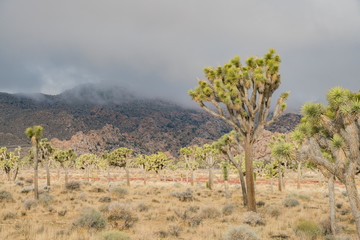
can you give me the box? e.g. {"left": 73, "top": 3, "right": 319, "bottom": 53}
{"left": 0, "top": 0, "right": 359, "bottom": 109}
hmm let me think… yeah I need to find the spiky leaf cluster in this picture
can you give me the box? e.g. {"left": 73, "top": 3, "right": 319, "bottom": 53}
{"left": 188, "top": 49, "right": 288, "bottom": 138}
{"left": 108, "top": 147, "right": 133, "bottom": 168}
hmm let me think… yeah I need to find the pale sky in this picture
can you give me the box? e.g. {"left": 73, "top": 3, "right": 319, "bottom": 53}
{"left": 0, "top": 0, "right": 359, "bottom": 108}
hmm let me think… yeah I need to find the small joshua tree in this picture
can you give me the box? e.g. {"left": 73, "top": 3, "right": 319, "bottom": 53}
{"left": 108, "top": 147, "right": 133, "bottom": 186}
{"left": 189, "top": 49, "right": 288, "bottom": 211}
{"left": 76, "top": 153, "right": 99, "bottom": 182}
{"left": 25, "top": 126, "right": 43, "bottom": 199}
{"left": 38, "top": 139, "right": 54, "bottom": 187}
{"left": 0, "top": 147, "right": 22, "bottom": 182}
{"left": 213, "top": 131, "right": 247, "bottom": 206}
{"left": 54, "top": 149, "right": 76, "bottom": 186}
{"left": 180, "top": 146, "right": 200, "bottom": 186}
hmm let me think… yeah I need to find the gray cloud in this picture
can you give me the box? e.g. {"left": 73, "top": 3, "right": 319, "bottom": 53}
{"left": 0, "top": 0, "right": 359, "bottom": 108}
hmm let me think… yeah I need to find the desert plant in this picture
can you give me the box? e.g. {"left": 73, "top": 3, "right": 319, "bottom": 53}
{"left": 65, "top": 180, "right": 81, "bottom": 190}
{"left": 222, "top": 203, "right": 236, "bottom": 216}
{"left": 189, "top": 49, "right": 288, "bottom": 211}
{"left": 25, "top": 125, "right": 43, "bottom": 199}
{"left": 283, "top": 197, "right": 300, "bottom": 208}
{"left": 97, "top": 231, "right": 130, "bottom": 240}
{"left": 200, "top": 206, "right": 220, "bottom": 219}
{"left": 110, "top": 186, "right": 128, "bottom": 198}
{"left": 171, "top": 188, "right": 193, "bottom": 202}
{"left": 225, "top": 225, "right": 260, "bottom": 240}
{"left": 0, "top": 190, "right": 13, "bottom": 202}
{"left": 24, "top": 198, "right": 38, "bottom": 210}
{"left": 73, "top": 207, "right": 107, "bottom": 230}
{"left": 295, "top": 219, "right": 322, "bottom": 238}
{"left": 105, "top": 202, "right": 138, "bottom": 229}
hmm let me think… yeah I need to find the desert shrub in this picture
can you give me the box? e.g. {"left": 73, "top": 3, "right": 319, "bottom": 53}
{"left": 58, "top": 209, "right": 67, "bottom": 216}
{"left": 137, "top": 203, "right": 149, "bottom": 212}
{"left": 242, "top": 211, "right": 265, "bottom": 226}
{"left": 283, "top": 197, "right": 300, "bottom": 208}
{"left": 20, "top": 186, "right": 34, "bottom": 194}
{"left": 73, "top": 208, "right": 106, "bottom": 230}
{"left": 110, "top": 186, "right": 128, "bottom": 198}
{"left": 298, "top": 194, "right": 310, "bottom": 201}
{"left": 266, "top": 205, "right": 280, "bottom": 218}
{"left": 24, "top": 198, "right": 38, "bottom": 210}
{"left": 225, "top": 225, "right": 260, "bottom": 240}
{"left": 256, "top": 201, "right": 265, "bottom": 207}
{"left": 189, "top": 216, "right": 202, "bottom": 227}
{"left": 168, "top": 225, "right": 182, "bottom": 237}
{"left": 15, "top": 181, "right": 24, "bottom": 186}
{"left": 39, "top": 194, "right": 53, "bottom": 206}
{"left": 200, "top": 207, "right": 220, "bottom": 219}
{"left": 106, "top": 202, "right": 138, "bottom": 229}
{"left": 78, "top": 192, "right": 88, "bottom": 201}
{"left": 99, "top": 196, "right": 112, "bottom": 203}
{"left": 295, "top": 219, "right": 322, "bottom": 238}
{"left": 97, "top": 231, "right": 130, "bottom": 240}
{"left": 0, "top": 190, "right": 13, "bottom": 202}
{"left": 222, "top": 203, "right": 236, "bottom": 216}
{"left": 3, "top": 211, "right": 17, "bottom": 220}
{"left": 171, "top": 188, "right": 193, "bottom": 202}
{"left": 187, "top": 205, "right": 200, "bottom": 213}
{"left": 25, "top": 178, "right": 33, "bottom": 184}
{"left": 65, "top": 180, "right": 81, "bottom": 190}
{"left": 320, "top": 218, "right": 332, "bottom": 236}
{"left": 336, "top": 203, "right": 343, "bottom": 209}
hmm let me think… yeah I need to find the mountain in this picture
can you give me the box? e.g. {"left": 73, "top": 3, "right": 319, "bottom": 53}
{"left": 0, "top": 84, "right": 301, "bottom": 156}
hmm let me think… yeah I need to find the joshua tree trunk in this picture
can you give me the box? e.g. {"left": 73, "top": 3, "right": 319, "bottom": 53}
{"left": 186, "top": 171, "right": 189, "bottom": 183}
{"left": 208, "top": 167, "right": 214, "bottom": 190}
{"left": 278, "top": 164, "right": 283, "bottom": 192}
{"left": 191, "top": 169, "right": 195, "bottom": 186}
{"left": 225, "top": 180, "right": 229, "bottom": 199}
{"left": 244, "top": 138, "right": 256, "bottom": 211}
{"left": 107, "top": 164, "right": 111, "bottom": 184}
{"left": 283, "top": 161, "right": 287, "bottom": 190}
{"left": 86, "top": 167, "right": 90, "bottom": 182}
{"left": 33, "top": 144, "right": 39, "bottom": 199}
{"left": 64, "top": 167, "right": 69, "bottom": 186}
{"left": 270, "top": 177, "right": 274, "bottom": 193}
{"left": 297, "top": 162, "right": 301, "bottom": 189}
{"left": 46, "top": 162, "right": 51, "bottom": 187}
{"left": 143, "top": 168, "right": 147, "bottom": 185}
{"left": 345, "top": 169, "right": 360, "bottom": 237}
{"left": 12, "top": 167, "right": 19, "bottom": 182}
{"left": 328, "top": 175, "right": 336, "bottom": 236}
{"left": 125, "top": 167, "right": 130, "bottom": 186}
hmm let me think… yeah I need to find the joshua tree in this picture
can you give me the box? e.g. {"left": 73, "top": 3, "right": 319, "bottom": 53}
{"left": 148, "top": 152, "right": 170, "bottom": 181}
{"left": 294, "top": 87, "right": 360, "bottom": 237}
{"left": 213, "top": 131, "right": 247, "bottom": 206}
{"left": 222, "top": 161, "right": 230, "bottom": 199}
{"left": 54, "top": 149, "right": 76, "bottom": 186}
{"left": 200, "top": 144, "right": 220, "bottom": 190}
{"left": 76, "top": 153, "right": 99, "bottom": 182}
{"left": 189, "top": 49, "right": 288, "bottom": 211}
{"left": 0, "top": 147, "right": 23, "bottom": 181}
{"left": 25, "top": 125, "right": 43, "bottom": 199}
{"left": 38, "top": 139, "right": 54, "bottom": 187}
{"left": 108, "top": 147, "right": 133, "bottom": 186}
{"left": 269, "top": 134, "right": 295, "bottom": 191}
{"left": 180, "top": 146, "right": 200, "bottom": 186}
{"left": 134, "top": 154, "right": 151, "bottom": 185}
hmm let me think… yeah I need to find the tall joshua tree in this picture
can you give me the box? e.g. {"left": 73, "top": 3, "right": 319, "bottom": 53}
{"left": 38, "top": 138, "right": 54, "bottom": 187}
{"left": 108, "top": 147, "right": 133, "bottom": 186}
{"left": 189, "top": 49, "right": 288, "bottom": 211}
{"left": 295, "top": 87, "right": 360, "bottom": 237}
{"left": 25, "top": 125, "right": 43, "bottom": 199}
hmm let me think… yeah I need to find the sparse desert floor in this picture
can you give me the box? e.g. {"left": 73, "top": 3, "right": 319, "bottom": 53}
{"left": 0, "top": 169, "right": 358, "bottom": 240}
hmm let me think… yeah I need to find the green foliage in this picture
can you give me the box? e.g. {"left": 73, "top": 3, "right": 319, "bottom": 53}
{"left": 295, "top": 219, "right": 322, "bottom": 238}
{"left": 73, "top": 207, "right": 107, "bottom": 230}
{"left": 25, "top": 126, "right": 43, "bottom": 146}
{"left": 54, "top": 149, "right": 76, "bottom": 168}
{"left": 97, "top": 231, "right": 130, "bottom": 240}
{"left": 108, "top": 148, "right": 133, "bottom": 168}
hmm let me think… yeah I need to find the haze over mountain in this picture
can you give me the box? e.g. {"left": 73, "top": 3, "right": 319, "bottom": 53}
{"left": 0, "top": 84, "right": 300, "bottom": 156}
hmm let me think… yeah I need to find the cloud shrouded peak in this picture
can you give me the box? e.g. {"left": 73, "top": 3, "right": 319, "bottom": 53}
{"left": 0, "top": 0, "right": 359, "bottom": 108}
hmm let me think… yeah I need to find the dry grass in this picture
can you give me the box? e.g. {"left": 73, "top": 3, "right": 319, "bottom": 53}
{"left": 0, "top": 168, "right": 357, "bottom": 239}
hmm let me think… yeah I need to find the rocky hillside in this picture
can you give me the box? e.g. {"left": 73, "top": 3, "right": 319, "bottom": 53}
{"left": 0, "top": 84, "right": 301, "bottom": 156}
